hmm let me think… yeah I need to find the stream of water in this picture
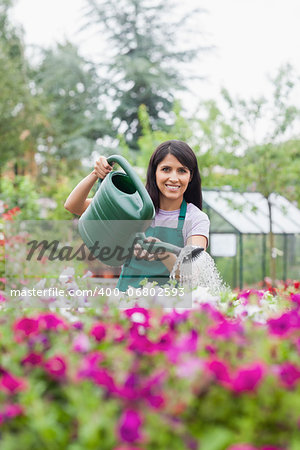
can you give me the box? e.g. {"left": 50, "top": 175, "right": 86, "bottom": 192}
{"left": 170, "top": 246, "right": 226, "bottom": 295}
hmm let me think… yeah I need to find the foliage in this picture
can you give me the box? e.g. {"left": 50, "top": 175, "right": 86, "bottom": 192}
{"left": 30, "top": 42, "right": 111, "bottom": 175}
{"left": 83, "top": 0, "right": 207, "bottom": 148}
{"left": 0, "top": 281, "right": 299, "bottom": 448}
{"left": 0, "top": 0, "right": 36, "bottom": 174}
{"left": 0, "top": 177, "right": 39, "bottom": 219}
{"left": 136, "top": 102, "right": 193, "bottom": 172}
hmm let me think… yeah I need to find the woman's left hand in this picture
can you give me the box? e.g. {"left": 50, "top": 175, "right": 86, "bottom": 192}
{"left": 134, "top": 236, "right": 168, "bottom": 261}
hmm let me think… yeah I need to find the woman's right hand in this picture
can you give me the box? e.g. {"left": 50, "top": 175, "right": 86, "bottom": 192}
{"left": 93, "top": 156, "right": 113, "bottom": 179}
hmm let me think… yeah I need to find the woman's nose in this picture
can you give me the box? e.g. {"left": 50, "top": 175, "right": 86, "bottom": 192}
{"left": 169, "top": 171, "right": 179, "bottom": 181}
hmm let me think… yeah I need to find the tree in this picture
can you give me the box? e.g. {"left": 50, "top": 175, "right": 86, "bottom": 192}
{"left": 0, "top": 0, "right": 35, "bottom": 179}
{"left": 31, "top": 42, "right": 111, "bottom": 178}
{"left": 194, "top": 65, "right": 300, "bottom": 284}
{"left": 82, "top": 0, "right": 207, "bottom": 148}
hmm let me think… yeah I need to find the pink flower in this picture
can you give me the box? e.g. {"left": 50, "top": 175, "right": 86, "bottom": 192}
{"left": 0, "top": 373, "right": 27, "bottom": 394}
{"left": 3, "top": 403, "right": 23, "bottom": 419}
{"left": 92, "top": 369, "right": 116, "bottom": 392}
{"left": 205, "top": 358, "right": 231, "bottom": 385}
{"left": 128, "top": 334, "right": 156, "bottom": 354}
{"left": 77, "top": 351, "right": 104, "bottom": 379}
{"left": 278, "top": 362, "right": 300, "bottom": 388}
{"left": 268, "top": 311, "right": 300, "bottom": 337}
{"left": 201, "top": 303, "right": 225, "bottom": 321}
{"left": 90, "top": 323, "right": 106, "bottom": 342}
{"left": 0, "top": 293, "right": 6, "bottom": 302}
{"left": 124, "top": 307, "right": 151, "bottom": 329}
{"left": 230, "top": 363, "right": 265, "bottom": 393}
{"left": 176, "top": 357, "right": 203, "bottom": 378}
{"left": 73, "top": 333, "right": 91, "bottom": 353}
{"left": 140, "top": 372, "right": 166, "bottom": 410}
{"left": 113, "top": 324, "right": 126, "bottom": 342}
{"left": 160, "top": 310, "right": 190, "bottom": 329}
{"left": 167, "top": 330, "right": 198, "bottom": 363}
{"left": 238, "top": 289, "right": 264, "bottom": 303}
{"left": 21, "top": 352, "right": 43, "bottom": 366}
{"left": 291, "top": 293, "right": 300, "bottom": 307}
{"left": 208, "top": 319, "right": 244, "bottom": 340}
{"left": 155, "top": 331, "right": 174, "bottom": 352}
{"left": 13, "top": 317, "right": 39, "bottom": 341}
{"left": 37, "top": 313, "right": 68, "bottom": 331}
{"left": 118, "top": 409, "right": 143, "bottom": 443}
{"left": 72, "top": 321, "right": 83, "bottom": 330}
{"left": 44, "top": 355, "right": 67, "bottom": 379}
{"left": 228, "top": 445, "right": 257, "bottom": 450}
{"left": 261, "top": 447, "right": 283, "bottom": 450}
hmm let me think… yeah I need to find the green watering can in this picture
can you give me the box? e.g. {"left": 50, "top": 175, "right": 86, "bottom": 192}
{"left": 78, "top": 155, "right": 155, "bottom": 266}
{"left": 78, "top": 155, "right": 192, "bottom": 267}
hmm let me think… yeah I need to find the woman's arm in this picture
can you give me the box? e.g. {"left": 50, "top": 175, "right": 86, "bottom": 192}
{"left": 64, "top": 171, "right": 98, "bottom": 216}
{"left": 133, "top": 235, "right": 207, "bottom": 276}
{"left": 64, "top": 156, "right": 113, "bottom": 216}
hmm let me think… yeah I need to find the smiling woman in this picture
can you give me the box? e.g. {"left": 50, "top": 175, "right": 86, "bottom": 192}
{"left": 64, "top": 140, "right": 210, "bottom": 291}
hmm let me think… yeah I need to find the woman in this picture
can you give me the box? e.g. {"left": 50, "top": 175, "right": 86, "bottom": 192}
{"left": 64, "top": 140, "right": 210, "bottom": 291}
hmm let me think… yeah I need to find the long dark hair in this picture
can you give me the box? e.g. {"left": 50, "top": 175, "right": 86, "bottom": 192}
{"left": 145, "top": 140, "right": 202, "bottom": 210}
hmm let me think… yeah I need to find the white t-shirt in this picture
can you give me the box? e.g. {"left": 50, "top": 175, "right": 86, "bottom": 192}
{"left": 151, "top": 203, "right": 210, "bottom": 245}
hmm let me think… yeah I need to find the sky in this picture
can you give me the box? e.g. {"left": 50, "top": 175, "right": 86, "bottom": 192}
{"left": 11, "top": 0, "right": 300, "bottom": 114}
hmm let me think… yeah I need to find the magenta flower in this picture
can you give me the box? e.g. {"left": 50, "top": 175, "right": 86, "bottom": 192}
{"left": 201, "top": 303, "right": 225, "bottom": 321}
{"left": 124, "top": 307, "right": 151, "bottom": 332}
{"left": 117, "top": 372, "right": 140, "bottom": 401}
{"left": 291, "top": 293, "right": 300, "bottom": 307}
{"left": 21, "top": 352, "right": 43, "bottom": 366}
{"left": 261, "top": 447, "right": 283, "bottom": 450}
{"left": 155, "top": 331, "right": 174, "bottom": 352}
{"left": 267, "top": 311, "right": 300, "bottom": 337}
{"left": 176, "top": 357, "right": 203, "bottom": 378}
{"left": 141, "top": 371, "right": 166, "bottom": 410}
{"left": 205, "top": 358, "right": 231, "bottom": 384}
{"left": 160, "top": 310, "right": 190, "bottom": 329}
{"left": 118, "top": 409, "right": 143, "bottom": 443}
{"left": 167, "top": 330, "right": 198, "bottom": 363}
{"left": 92, "top": 368, "right": 116, "bottom": 392}
{"left": 0, "top": 373, "right": 27, "bottom": 394}
{"left": 13, "top": 317, "right": 39, "bottom": 341}
{"left": 238, "top": 289, "right": 264, "bottom": 303}
{"left": 228, "top": 445, "right": 257, "bottom": 450}
{"left": 278, "top": 362, "right": 300, "bottom": 388}
{"left": 90, "top": 323, "right": 106, "bottom": 342}
{"left": 230, "top": 363, "right": 265, "bottom": 393}
{"left": 73, "top": 333, "right": 91, "bottom": 353}
{"left": 208, "top": 319, "right": 243, "bottom": 340}
{"left": 44, "top": 355, "right": 67, "bottom": 380}
{"left": 77, "top": 351, "right": 104, "bottom": 379}
{"left": 37, "top": 313, "right": 68, "bottom": 331}
{"left": 128, "top": 333, "right": 156, "bottom": 354}
{"left": 3, "top": 403, "right": 23, "bottom": 419}
{"left": 113, "top": 324, "right": 126, "bottom": 342}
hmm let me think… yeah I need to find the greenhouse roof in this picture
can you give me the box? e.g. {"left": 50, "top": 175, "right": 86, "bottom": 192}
{"left": 202, "top": 189, "right": 300, "bottom": 234}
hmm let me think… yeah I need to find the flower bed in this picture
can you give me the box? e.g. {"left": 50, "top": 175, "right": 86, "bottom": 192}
{"left": 0, "top": 281, "right": 299, "bottom": 449}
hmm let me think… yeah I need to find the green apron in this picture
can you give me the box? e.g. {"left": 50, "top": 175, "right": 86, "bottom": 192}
{"left": 117, "top": 199, "right": 187, "bottom": 291}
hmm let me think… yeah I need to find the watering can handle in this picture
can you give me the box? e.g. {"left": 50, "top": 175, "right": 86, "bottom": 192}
{"left": 107, "top": 155, "right": 154, "bottom": 219}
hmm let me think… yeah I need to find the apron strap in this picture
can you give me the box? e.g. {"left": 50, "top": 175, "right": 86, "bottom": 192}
{"left": 177, "top": 199, "right": 187, "bottom": 232}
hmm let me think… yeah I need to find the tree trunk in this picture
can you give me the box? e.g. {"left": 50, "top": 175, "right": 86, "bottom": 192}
{"left": 267, "top": 195, "right": 276, "bottom": 285}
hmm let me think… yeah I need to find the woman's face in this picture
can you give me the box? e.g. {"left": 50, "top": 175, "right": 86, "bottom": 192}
{"left": 155, "top": 154, "right": 192, "bottom": 204}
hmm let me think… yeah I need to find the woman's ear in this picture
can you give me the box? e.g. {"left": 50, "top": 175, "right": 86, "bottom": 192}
{"left": 189, "top": 171, "right": 193, "bottom": 182}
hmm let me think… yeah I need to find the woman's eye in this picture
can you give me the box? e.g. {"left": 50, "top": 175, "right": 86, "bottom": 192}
{"left": 179, "top": 168, "right": 187, "bottom": 173}
{"left": 162, "top": 167, "right": 169, "bottom": 172}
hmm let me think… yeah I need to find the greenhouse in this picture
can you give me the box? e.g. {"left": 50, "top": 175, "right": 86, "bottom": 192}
{"left": 202, "top": 189, "right": 300, "bottom": 288}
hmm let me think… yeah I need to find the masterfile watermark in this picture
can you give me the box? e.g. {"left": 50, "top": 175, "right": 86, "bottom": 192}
{"left": 26, "top": 238, "right": 169, "bottom": 262}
